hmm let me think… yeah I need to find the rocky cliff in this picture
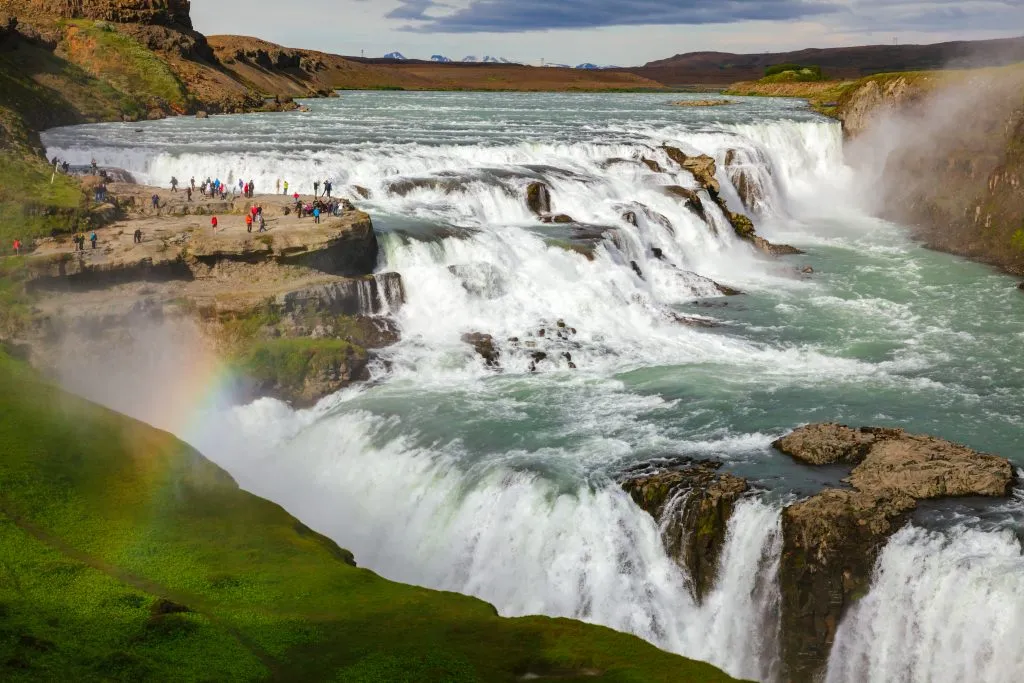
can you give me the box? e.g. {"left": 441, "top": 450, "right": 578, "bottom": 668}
{"left": 836, "top": 67, "right": 1024, "bottom": 275}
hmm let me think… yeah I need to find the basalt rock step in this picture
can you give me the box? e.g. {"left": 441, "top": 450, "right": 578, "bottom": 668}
{"left": 774, "top": 423, "right": 1016, "bottom": 682}
{"left": 526, "top": 181, "right": 552, "bottom": 215}
{"left": 621, "top": 458, "right": 749, "bottom": 603}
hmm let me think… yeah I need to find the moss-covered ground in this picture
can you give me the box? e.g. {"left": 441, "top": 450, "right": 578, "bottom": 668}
{"left": 0, "top": 351, "right": 742, "bottom": 681}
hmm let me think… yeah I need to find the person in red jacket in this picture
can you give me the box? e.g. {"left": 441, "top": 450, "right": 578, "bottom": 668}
{"left": 211, "top": 216, "right": 218, "bottom": 232}
{"left": 12, "top": 238, "right": 21, "bottom": 255}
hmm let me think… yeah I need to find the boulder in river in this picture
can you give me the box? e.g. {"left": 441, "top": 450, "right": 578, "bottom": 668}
{"left": 621, "top": 459, "right": 749, "bottom": 603}
{"left": 662, "top": 186, "right": 706, "bottom": 219}
{"left": 462, "top": 332, "right": 501, "bottom": 368}
{"left": 662, "top": 146, "right": 720, "bottom": 195}
{"left": 195, "top": 110, "right": 209, "bottom": 119}
{"left": 540, "top": 213, "right": 574, "bottom": 224}
{"left": 775, "top": 423, "right": 1016, "bottom": 682}
{"left": 526, "top": 182, "right": 551, "bottom": 215}
{"left": 641, "top": 158, "right": 665, "bottom": 173}
{"left": 622, "top": 211, "right": 638, "bottom": 227}
{"left": 1017, "top": 282, "right": 1024, "bottom": 291}
{"left": 724, "top": 148, "right": 766, "bottom": 214}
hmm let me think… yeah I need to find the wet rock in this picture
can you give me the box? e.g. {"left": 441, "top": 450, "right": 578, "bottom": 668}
{"left": 651, "top": 247, "right": 664, "bottom": 260}
{"left": 669, "top": 312, "right": 719, "bottom": 328}
{"left": 526, "top": 182, "right": 551, "bottom": 215}
{"left": 621, "top": 459, "right": 749, "bottom": 603}
{"left": 1017, "top": 282, "right": 1024, "bottom": 291}
{"left": 462, "top": 332, "right": 500, "bottom": 367}
{"left": 752, "top": 235, "right": 804, "bottom": 257}
{"left": 774, "top": 424, "right": 1015, "bottom": 498}
{"left": 715, "top": 281, "right": 743, "bottom": 296}
{"left": 540, "top": 213, "right": 573, "bottom": 224}
{"left": 622, "top": 211, "right": 638, "bottom": 227}
{"left": 801, "top": 266, "right": 814, "bottom": 274}
{"left": 662, "top": 185, "right": 706, "bottom": 219}
{"left": 630, "top": 261, "right": 644, "bottom": 279}
{"left": 353, "top": 185, "right": 371, "bottom": 199}
{"left": 780, "top": 489, "right": 917, "bottom": 683}
{"left": 724, "top": 148, "right": 766, "bottom": 214}
{"left": 775, "top": 423, "right": 1016, "bottom": 681}
{"left": 195, "top": 110, "right": 209, "bottom": 119}
{"left": 641, "top": 157, "right": 665, "bottom": 173}
{"left": 662, "top": 146, "right": 720, "bottom": 194}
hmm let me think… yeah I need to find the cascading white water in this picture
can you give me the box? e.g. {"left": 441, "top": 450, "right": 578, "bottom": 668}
{"left": 197, "top": 400, "right": 784, "bottom": 682}
{"left": 45, "top": 92, "right": 1024, "bottom": 683}
{"left": 826, "top": 525, "right": 1024, "bottom": 683}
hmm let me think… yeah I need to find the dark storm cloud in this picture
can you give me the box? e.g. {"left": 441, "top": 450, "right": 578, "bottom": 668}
{"left": 386, "top": 0, "right": 843, "bottom": 32}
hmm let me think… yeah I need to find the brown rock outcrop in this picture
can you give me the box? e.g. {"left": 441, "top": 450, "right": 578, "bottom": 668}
{"left": 526, "top": 182, "right": 551, "bottom": 215}
{"left": 662, "top": 185, "right": 706, "bottom": 219}
{"left": 663, "top": 146, "right": 721, "bottom": 194}
{"left": 462, "top": 332, "right": 500, "bottom": 367}
{"left": 775, "top": 423, "right": 1016, "bottom": 681}
{"left": 621, "top": 459, "right": 749, "bottom": 603}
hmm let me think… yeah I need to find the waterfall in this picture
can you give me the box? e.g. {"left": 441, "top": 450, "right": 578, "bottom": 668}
{"left": 826, "top": 525, "right": 1024, "bottom": 683}
{"left": 43, "top": 93, "right": 1024, "bottom": 683}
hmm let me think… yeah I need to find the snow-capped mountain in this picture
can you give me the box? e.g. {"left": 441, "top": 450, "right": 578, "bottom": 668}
{"left": 575, "top": 63, "right": 600, "bottom": 70}
{"left": 462, "top": 55, "right": 478, "bottom": 62}
{"left": 430, "top": 55, "right": 452, "bottom": 63}
{"left": 383, "top": 52, "right": 407, "bottom": 60}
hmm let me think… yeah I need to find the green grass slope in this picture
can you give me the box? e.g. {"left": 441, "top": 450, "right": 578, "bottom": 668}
{"left": 0, "top": 352, "right": 743, "bottom": 682}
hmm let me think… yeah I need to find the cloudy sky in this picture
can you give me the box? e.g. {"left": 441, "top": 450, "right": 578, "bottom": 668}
{"left": 192, "top": 0, "right": 1024, "bottom": 66}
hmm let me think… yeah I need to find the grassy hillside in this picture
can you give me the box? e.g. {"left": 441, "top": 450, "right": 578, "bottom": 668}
{"left": 0, "top": 351, "right": 742, "bottom": 682}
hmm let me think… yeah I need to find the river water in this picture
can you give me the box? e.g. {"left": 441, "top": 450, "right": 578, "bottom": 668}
{"left": 43, "top": 92, "right": 1024, "bottom": 682}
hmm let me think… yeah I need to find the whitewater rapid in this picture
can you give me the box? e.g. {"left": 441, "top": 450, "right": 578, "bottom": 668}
{"left": 45, "top": 92, "right": 1024, "bottom": 682}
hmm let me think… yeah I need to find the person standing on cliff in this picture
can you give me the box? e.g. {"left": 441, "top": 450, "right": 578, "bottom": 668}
{"left": 90, "top": 232, "right": 97, "bottom": 249}
{"left": 170, "top": 176, "right": 179, "bottom": 193}
{"left": 313, "top": 180, "right": 320, "bottom": 197}
{"left": 134, "top": 228, "right": 142, "bottom": 244}
{"left": 313, "top": 206, "right": 321, "bottom": 224}
{"left": 324, "top": 179, "right": 332, "bottom": 198}
{"left": 283, "top": 180, "right": 289, "bottom": 195}
{"left": 249, "top": 179, "right": 256, "bottom": 198}
{"left": 151, "top": 194, "right": 159, "bottom": 211}
{"left": 275, "top": 178, "right": 281, "bottom": 194}
{"left": 186, "top": 186, "right": 193, "bottom": 202}
{"left": 190, "top": 176, "right": 195, "bottom": 192}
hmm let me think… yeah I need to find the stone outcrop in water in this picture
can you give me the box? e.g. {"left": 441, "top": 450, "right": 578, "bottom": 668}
{"left": 462, "top": 332, "right": 500, "bottom": 367}
{"left": 663, "top": 146, "right": 720, "bottom": 194}
{"left": 774, "top": 423, "right": 1016, "bottom": 682}
{"left": 724, "top": 149, "right": 766, "bottom": 214}
{"left": 661, "top": 145, "right": 802, "bottom": 257}
{"left": 621, "top": 459, "right": 749, "bottom": 603}
{"left": 662, "top": 185, "right": 706, "bottom": 219}
{"left": 526, "top": 181, "right": 552, "bottom": 215}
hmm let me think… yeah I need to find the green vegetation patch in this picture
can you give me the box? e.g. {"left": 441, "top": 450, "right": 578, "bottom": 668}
{"left": 763, "top": 64, "right": 824, "bottom": 82}
{"left": 233, "top": 336, "right": 367, "bottom": 396}
{"left": 59, "top": 20, "right": 191, "bottom": 111}
{"left": 0, "top": 351, "right": 742, "bottom": 681}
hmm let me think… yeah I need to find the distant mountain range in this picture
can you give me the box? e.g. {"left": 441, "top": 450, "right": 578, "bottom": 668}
{"left": 623, "top": 35, "right": 1024, "bottom": 84}
{"left": 390, "top": 53, "right": 618, "bottom": 69}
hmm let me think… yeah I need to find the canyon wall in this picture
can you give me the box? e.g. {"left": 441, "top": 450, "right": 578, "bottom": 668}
{"left": 837, "top": 68, "right": 1024, "bottom": 275}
